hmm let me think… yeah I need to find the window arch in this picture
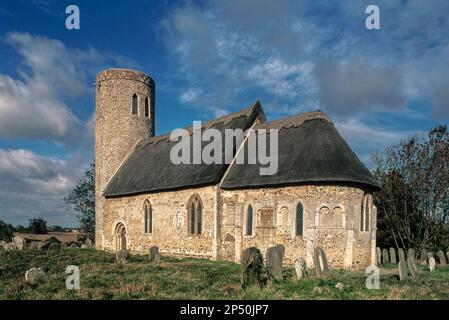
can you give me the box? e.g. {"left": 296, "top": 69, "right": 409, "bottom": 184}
{"left": 296, "top": 202, "right": 304, "bottom": 236}
{"left": 361, "top": 194, "right": 371, "bottom": 231}
{"left": 144, "top": 200, "right": 152, "bottom": 234}
{"left": 246, "top": 204, "right": 253, "bottom": 236}
{"left": 144, "top": 97, "right": 149, "bottom": 117}
{"left": 187, "top": 194, "right": 203, "bottom": 236}
{"left": 132, "top": 93, "right": 138, "bottom": 115}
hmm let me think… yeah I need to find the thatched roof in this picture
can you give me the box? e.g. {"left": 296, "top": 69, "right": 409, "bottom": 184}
{"left": 103, "top": 103, "right": 380, "bottom": 198}
{"left": 221, "top": 110, "right": 381, "bottom": 190}
{"left": 103, "top": 101, "right": 263, "bottom": 197}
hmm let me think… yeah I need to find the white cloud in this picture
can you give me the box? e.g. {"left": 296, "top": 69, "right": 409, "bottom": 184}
{"left": 0, "top": 148, "right": 90, "bottom": 226}
{"left": 180, "top": 87, "right": 202, "bottom": 103}
{"left": 247, "top": 58, "right": 315, "bottom": 99}
{"left": 0, "top": 32, "right": 127, "bottom": 144}
{"left": 162, "top": 0, "right": 449, "bottom": 122}
{"left": 0, "top": 74, "right": 80, "bottom": 140}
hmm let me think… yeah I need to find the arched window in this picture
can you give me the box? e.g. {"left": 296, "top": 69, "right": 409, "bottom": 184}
{"left": 296, "top": 202, "right": 304, "bottom": 236}
{"left": 144, "top": 97, "right": 149, "bottom": 117}
{"left": 144, "top": 200, "right": 152, "bottom": 234}
{"left": 246, "top": 204, "right": 253, "bottom": 236}
{"left": 361, "top": 194, "right": 371, "bottom": 231}
{"left": 188, "top": 194, "right": 203, "bottom": 236}
{"left": 132, "top": 94, "right": 138, "bottom": 115}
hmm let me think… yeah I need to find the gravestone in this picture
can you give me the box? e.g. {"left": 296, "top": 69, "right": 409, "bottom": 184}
{"left": 389, "top": 248, "right": 397, "bottom": 264}
{"left": 149, "top": 246, "right": 160, "bottom": 262}
{"left": 420, "top": 249, "right": 427, "bottom": 265}
{"left": 36, "top": 241, "right": 44, "bottom": 250}
{"left": 313, "top": 247, "right": 329, "bottom": 278}
{"left": 0, "top": 240, "right": 5, "bottom": 250}
{"left": 85, "top": 238, "right": 93, "bottom": 248}
{"left": 407, "top": 248, "right": 415, "bottom": 262}
{"left": 437, "top": 250, "right": 447, "bottom": 265}
{"left": 407, "top": 257, "right": 418, "bottom": 279}
{"left": 429, "top": 257, "right": 436, "bottom": 272}
{"left": 12, "top": 236, "right": 25, "bottom": 250}
{"left": 398, "top": 248, "right": 405, "bottom": 262}
{"left": 294, "top": 258, "right": 308, "bottom": 280}
{"left": 382, "top": 249, "right": 389, "bottom": 264}
{"left": 335, "top": 282, "right": 344, "bottom": 291}
{"left": 376, "top": 247, "right": 382, "bottom": 265}
{"left": 427, "top": 252, "right": 434, "bottom": 264}
{"left": 116, "top": 249, "right": 130, "bottom": 264}
{"left": 80, "top": 244, "right": 88, "bottom": 249}
{"left": 47, "top": 243, "right": 61, "bottom": 255}
{"left": 266, "top": 244, "right": 285, "bottom": 281}
{"left": 25, "top": 268, "right": 47, "bottom": 286}
{"left": 4, "top": 243, "right": 16, "bottom": 251}
{"left": 241, "top": 247, "right": 266, "bottom": 288}
{"left": 398, "top": 260, "right": 409, "bottom": 280}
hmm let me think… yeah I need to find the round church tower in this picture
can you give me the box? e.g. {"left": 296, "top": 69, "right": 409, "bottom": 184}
{"left": 95, "top": 69, "right": 155, "bottom": 249}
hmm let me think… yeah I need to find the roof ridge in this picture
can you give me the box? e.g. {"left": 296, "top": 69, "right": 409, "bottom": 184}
{"left": 138, "top": 100, "right": 262, "bottom": 147}
{"left": 259, "top": 109, "right": 332, "bottom": 130}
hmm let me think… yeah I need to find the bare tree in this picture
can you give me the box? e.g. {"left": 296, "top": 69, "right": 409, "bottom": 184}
{"left": 373, "top": 125, "right": 449, "bottom": 251}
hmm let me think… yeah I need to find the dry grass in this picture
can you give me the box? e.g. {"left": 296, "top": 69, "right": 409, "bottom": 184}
{"left": 1, "top": 249, "right": 449, "bottom": 300}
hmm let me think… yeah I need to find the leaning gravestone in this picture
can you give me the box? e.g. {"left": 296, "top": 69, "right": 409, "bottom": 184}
{"left": 85, "top": 238, "right": 93, "bottom": 248}
{"left": 389, "top": 248, "right": 397, "bottom": 264}
{"left": 420, "top": 249, "right": 427, "bottom": 265}
{"left": 313, "top": 247, "right": 329, "bottom": 278}
{"left": 437, "top": 250, "right": 447, "bottom": 265}
{"left": 47, "top": 243, "right": 61, "bottom": 255}
{"left": 149, "top": 246, "right": 160, "bottom": 262}
{"left": 12, "top": 236, "right": 25, "bottom": 251}
{"left": 429, "top": 257, "right": 436, "bottom": 272}
{"left": 25, "top": 268, "right": 47, "bottom": 286}
{"left": 241, "top": 247, "right": 266, "bottom": 288}
{"left": 266, "top": 244, "right": 285, "bottom": 281}
{"left": 376, "top": 247, "right": 382, "bottom": 265}
{"left": 116, "top": 249, "right": 130, "bottom": 264}
{"left": 382, "top": 249, "right": 389, "bottom": 264}
{"left": 407, "top": 257, "right": 418, "bottom": 279}
{"left": 295, "top": 258, "right": 308, "bottom": 280}
{"left": 407, "top": 248, "right": 415, "bottom": 262}
{"left": 398, "top": 260, "right": 409, "bottom": 280}
{"left": 398, "top": 248, "right": 406, "bottom": 262}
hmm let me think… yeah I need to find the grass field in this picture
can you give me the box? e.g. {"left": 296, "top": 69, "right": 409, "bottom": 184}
{"left": 1, "top": 249, "right": 449, "bottom": 300}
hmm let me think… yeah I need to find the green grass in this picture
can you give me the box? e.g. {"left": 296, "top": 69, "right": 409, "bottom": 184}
{"left": 1, "top": 249, "right": 449, "bottom": 300}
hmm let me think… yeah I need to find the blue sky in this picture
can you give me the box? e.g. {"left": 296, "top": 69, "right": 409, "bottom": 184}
{"left": 0, "top": 0, "right": 448, "bottom": 227}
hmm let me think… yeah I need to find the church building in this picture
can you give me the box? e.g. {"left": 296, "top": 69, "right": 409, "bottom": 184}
{"left": 95, "top": 68, "right": 380, "bottom": 269}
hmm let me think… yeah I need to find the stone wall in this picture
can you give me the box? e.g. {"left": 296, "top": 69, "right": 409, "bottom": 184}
{"left": 219, "top": 185, "right": 376, "bottom": 270}
{"left": 102, "top": 186, "right": 217, "bottom": 258}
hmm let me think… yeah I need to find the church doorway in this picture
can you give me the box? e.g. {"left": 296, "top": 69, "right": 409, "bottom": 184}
{"left": 115, "top": 223, "right": 127, "bottom": 251}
